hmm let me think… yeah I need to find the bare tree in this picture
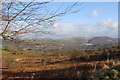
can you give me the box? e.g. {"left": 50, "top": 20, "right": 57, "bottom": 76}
{"left": 0, "top": 0, "right": 82, "bottom": 41}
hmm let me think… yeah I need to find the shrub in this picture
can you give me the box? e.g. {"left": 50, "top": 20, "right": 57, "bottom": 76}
{"left": 80, "top": 55, "right": 90, "bottom": 61}
{"left": 5, "top": 56, "right": 14, "bottom": 69}
{"left": 69, "top": 50, "right": 86, "bottom": 59}
{"left": 89, "top": 68, "right": 120, "bottom": 80}
{"left": 102, "top": 69, "right": 120, "bottom": 80}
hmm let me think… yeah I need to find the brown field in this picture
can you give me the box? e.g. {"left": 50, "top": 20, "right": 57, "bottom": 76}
{"left": 1, "top": 50, "right": 120, "bottom": 79}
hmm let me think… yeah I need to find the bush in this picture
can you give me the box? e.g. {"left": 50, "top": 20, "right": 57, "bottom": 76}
{"left": 69, "top": 50, "right": 86, "bottom": 59}
{"left": 5, "top": 56, "right": 14, "bottom": 69}
{"left": 89, "top": 68, "right": 120, "bottom": 80}
{"left": 102, "top": 69, "right": 120, "bottom": 80}
{"left": 80, "top": 55, "right": 90, "bottom": 61}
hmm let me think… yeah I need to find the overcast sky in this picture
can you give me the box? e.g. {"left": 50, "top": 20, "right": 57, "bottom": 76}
{"left": 38, "top": 2, "right": 118, "bottom": 39}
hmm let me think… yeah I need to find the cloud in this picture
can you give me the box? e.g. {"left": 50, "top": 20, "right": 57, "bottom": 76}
{"left": 26, "top": 18, "right": 118, "bottom": 39}
{"left": 97, "top": 18, "right": 118, "bottom": 29}
{"left": 111, "top": 22, "right": 118, "bottom": 28}
{"left": 53, "top": 22, "right": 77, "bottom": 37}
{"left": 91, "top": 10, "right": 99, "bottom": 17}
{"left": 22, "top": 20, "right": 118, "bottom": 39}
{"left": 49, "top": 21, "right": 118, "bottom": 39}
{"left": 51, "top": 22, "right": 100, "bottom": 38}
{"left": 98, "top": 18, "right": 112, "bottom": 27}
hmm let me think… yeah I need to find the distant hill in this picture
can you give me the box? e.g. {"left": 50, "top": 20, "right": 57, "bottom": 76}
{"left": 88, "top": 36, "right": 118, "bottom": 45}
{"left": 1, "top": 36, "right": 118, "bottom": 52}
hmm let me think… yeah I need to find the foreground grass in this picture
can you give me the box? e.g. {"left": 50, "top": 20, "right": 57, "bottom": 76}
{"left": 1, "top": 46, "right": 39, "bottom": 55}
{"left": 1, "top": 45, "right": 120, "bottom": 79}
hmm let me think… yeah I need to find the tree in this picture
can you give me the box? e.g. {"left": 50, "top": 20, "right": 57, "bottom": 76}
{"left": 0, "top": 0, "right": 82, "bottom": 41}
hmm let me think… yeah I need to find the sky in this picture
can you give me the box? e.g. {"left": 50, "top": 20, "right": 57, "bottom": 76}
{"left": 1, "top": 1, "right": 118, "bottom": 39}
{"left": 40, "top": 2, "right": 118, "bottom": 39}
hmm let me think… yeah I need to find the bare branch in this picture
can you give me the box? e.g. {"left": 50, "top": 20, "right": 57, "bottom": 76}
{"left": 1, "top": 0, "right": 82, "bottom": 41}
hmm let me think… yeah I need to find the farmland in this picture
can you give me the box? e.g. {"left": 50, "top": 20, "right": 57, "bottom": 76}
{"left": 1, "top": 42, "right": 120, "bottom": 79}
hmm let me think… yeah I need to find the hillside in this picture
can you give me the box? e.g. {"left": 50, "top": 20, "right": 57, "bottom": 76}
{"left": 1, "top": 37, "right": 120, "bottom": 79}
{"left": 88, "top": 36, "right": 118, "bottom": 45}
{"left": 1, "top": 45, "right": 120, "bottom": 79}
{"left": 1, "top": 36, "right": 118, "bottom": 52}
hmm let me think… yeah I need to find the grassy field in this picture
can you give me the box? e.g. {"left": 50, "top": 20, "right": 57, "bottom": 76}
{"left": 1, "top": 45, "right": 120, "bottom": 79}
